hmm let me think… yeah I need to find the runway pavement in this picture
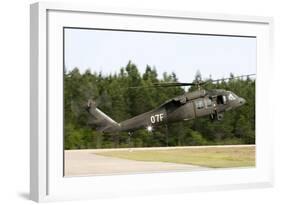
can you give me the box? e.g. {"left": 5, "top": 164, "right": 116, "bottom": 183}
{"left": 64, "top": 148, "right": 211, "bottom": 176}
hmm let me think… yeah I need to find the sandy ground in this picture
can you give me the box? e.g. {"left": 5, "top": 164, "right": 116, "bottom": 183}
{"left": 64, "top": 148, "right": 211, "bottom": 176}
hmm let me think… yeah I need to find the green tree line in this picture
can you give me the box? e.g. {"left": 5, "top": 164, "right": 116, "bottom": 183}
{"left": 64, "top": 61, "right": 255, "bottom": 149}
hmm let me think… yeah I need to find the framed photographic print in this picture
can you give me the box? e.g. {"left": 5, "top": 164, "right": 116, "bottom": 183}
{"left": 30, "top": 2, "right": 274, "bottom": 202}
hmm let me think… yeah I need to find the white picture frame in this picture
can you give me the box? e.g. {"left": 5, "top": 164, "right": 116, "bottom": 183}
{"left": 30, "top": 2, "right": 274, "bottom": 202}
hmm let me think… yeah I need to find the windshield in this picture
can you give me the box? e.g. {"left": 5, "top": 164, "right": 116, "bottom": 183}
{"left": 228, "top": 92, "right": 237, "bottom": 101}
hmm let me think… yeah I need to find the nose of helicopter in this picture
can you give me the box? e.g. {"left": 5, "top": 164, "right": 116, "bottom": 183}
{"left": 239, "top": 97, "right": 246, "bottom": 105}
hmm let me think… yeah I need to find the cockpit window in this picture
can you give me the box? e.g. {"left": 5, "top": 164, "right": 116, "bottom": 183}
{"left": 228, "top": 93, "right": 236, "bottom": 101}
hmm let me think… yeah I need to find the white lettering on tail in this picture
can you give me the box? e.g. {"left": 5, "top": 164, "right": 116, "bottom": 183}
{"left": 150, "top": 113, "right": 164, "bottom": 124}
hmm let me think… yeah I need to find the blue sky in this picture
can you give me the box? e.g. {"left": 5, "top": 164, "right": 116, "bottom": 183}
{"left": 64, "top": 28, "right": 256, "bottom": 83}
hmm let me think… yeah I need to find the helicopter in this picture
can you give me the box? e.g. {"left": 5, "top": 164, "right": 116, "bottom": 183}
{"left": 86, "top": 74, "right": 254, "bottom": 133}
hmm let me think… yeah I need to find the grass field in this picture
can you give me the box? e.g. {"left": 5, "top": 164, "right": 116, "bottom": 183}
{"left": 96, "top": 145, "right": 255, "bottom": 168}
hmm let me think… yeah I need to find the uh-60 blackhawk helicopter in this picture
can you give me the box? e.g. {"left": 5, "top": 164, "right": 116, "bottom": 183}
{"left": 86, "top": 74, "right": 254, "bottom": 133}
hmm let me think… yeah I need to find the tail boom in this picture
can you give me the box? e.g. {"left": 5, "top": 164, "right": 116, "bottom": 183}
{"left": 87, "top": 100, "right": 120, "bottom": 132}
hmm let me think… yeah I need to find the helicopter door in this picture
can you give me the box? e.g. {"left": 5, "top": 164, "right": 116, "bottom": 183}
{"left": 217, "top": 95, "right": 227, "bottom": 105}
{"left": 194, "top": 99, "right": 206, "bottom": 117}
{"left": 194, "top": 98, "right": 214, "bottom": 117}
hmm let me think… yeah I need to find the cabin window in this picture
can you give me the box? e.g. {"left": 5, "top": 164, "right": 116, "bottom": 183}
{"left": 195, "top": 100, "right": 204, "bottom": 109}
{"left": 205, "top": 98, "right": 212, "bottom": 107}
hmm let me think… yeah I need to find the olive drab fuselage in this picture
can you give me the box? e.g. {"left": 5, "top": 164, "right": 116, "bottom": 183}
{"left": 87, "top": 89, "right": 246, "bottom": 133}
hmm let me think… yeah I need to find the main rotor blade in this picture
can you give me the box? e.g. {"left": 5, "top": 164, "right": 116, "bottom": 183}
{"left": 129, "top": 82, "right": 196, "bottom": 89}
{"left": 154, "top": 82, "right": 196, "bottom": 87}
{"left": 128, "top": 74, "right": 256, "bottom": 89}
{"left": 205, "top": 74, "right": 256, "bottom": 84}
